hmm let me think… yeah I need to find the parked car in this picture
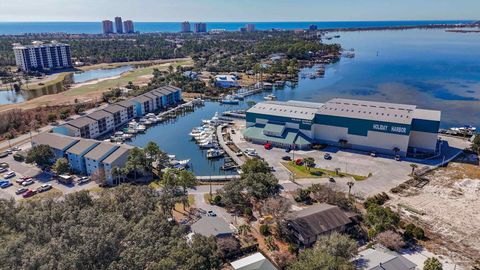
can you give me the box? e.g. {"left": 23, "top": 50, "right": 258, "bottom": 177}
{"left": 15, "top": 187, "right": 28, "bottom": 195}
{"left": 207, "top": 210, "right": 217, "bottom": 217}
{"left": 0, "top": 181, "right": 12, "bottom": 188}
{"left": 329, "top": 177, "right": 336, "bottom": 183}
{"left": 324, "top": 153, "right": 332, "bottom": 160}
{"left": 0, "top": 162, "right": 8, "bottom": 169}
{"left": 0, "top": 168, "right": 7, "bottom": 173}
{"left": 395, "top": 155, "right": 401, "bottom": 161}
{"left": 264, "top": 143, "right": 272, "bottom": 150}
{"left": 16, "top": 177, "right": 30, "bottom": 184}
{"left": 370, "top": 152, "right": 377, "bottom": 157}
{"left": 282, "top": 156, "right": 292, "bottom": 161}
{"left": 37, "top": 184, "right": 52, "bottom": 193}
{"left": 78, "top": 176, "right": 91, "bottom": 185}
{"left": 295, "top": 159, "right": 303, "bottom": 166}
{"left": 231, "top": 130, "right": 236, "bottom": 134}
{"left": 285, "top": 148, "right": 291, "bottom": 153}
{"left": 0, "top": 152, "right": 9, "bottom": 158}
{"left": 3, "top": 171, "right": 15, "bottom": 179}
{"left": 21, "top": 179, "right": 34, "bottom": 186}
{"left": 22, "top": 189, "right": 37, "bottom": 198}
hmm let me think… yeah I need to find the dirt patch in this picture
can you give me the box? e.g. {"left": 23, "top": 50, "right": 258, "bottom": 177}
{"left": 387, "top": 154, "right": 480, "bottom": 266}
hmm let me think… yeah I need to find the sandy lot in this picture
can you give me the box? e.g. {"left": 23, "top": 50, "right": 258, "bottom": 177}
{"left": 388, "top": 153, "right": 480, "bottom": 266}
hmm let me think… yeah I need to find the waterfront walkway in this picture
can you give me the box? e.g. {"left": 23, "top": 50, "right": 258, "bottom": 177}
{"left": 216, "top": 124, "right": 244, "bottom": 167}
{"left": 196, "top": 175, "right": 241, "bottom": 182}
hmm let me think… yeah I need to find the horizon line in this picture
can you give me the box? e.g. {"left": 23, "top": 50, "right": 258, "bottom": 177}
{"left": 0, "top": 19, "right": 476, "bottom": 23}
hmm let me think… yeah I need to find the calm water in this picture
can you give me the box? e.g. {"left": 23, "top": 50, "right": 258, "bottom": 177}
{"left": 72, "top": 65, "right": 133, "bottom": 83}
{"left": 0, "top": 21, "right": 472, "bottom": 35}
{"left": 0, "top": 66, "right": 134, "bottom": 104}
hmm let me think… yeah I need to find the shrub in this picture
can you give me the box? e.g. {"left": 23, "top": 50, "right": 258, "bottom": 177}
{"left": 424, "top": 257, "right": 443, "bottom": 270}
{"left": 375, "top": 230, "right": 405, "bottom": 251}
{"left": 244, "top": 207, "right": 253, "bottom": 217}
{"left": 260, "top": 224, "right": 270, "bottom": 236}
{"left": 212, "top": 195, "right": 222, "bottom": 205}
{"left": 363, "top": 192, "right": 389, "bottom": 208}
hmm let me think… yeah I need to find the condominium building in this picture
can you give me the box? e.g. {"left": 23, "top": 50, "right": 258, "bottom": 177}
{"left": 13, "top": 41, "right": 72, "bottom": 71}
{"left": 86, "top": 110, "right": 115, "bottom": 136}
{"left": 194, "top": 23, "right": 207, "bottom": 33}
{"left": 123, "top": 20, "right": 135, "bottom": 33}
{"left": 102, "top": 20, "right": 114, "bottom": 34}
{"left": 181, "top": 21, "right": 191, "bottom": 33}
{"left": 115, "top": 17, "right": 123, "bottom": 34}
{"left": 246, "top": 24, "right": 256, "bottom": 32}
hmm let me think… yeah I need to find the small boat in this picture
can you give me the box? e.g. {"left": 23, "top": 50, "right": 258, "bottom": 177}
{"left": 221, "top": 95, "right": 240, "bottom": 105}
{"left": 264, "top": 94, "right": 277, "bottom": 101}
{"left": 170, "top": 158, "right": 191, "bottom": 169}
{"left": 122, "top": 133, "right": 133, "bottom": 140}
{"left": 136, "top": 125, "right": 146, "bottom": 132}
{"left": 207, "top": 149, "right": 224, "bottom": 159}
{"left": 125, "top": 128, "right": 138, "bottom": 134}
{"left": 199, "top": 141, "right": 216, "bottom": 149}
{"left": 114, "top": 131, "right": 124, "bottom": 136}
{"left": 148, "top": 117, "right": 158, "bottom": 123}
{"left": 146, "top": 113, "right": 156, "bottom": 118}
{"left": 221, "top": 162, "right": 237, "bottom": 171}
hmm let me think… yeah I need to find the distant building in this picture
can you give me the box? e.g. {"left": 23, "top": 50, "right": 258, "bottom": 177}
{"left": 246, "top": 24, "right": 256, "bottom": 32}
{"left": 214, "top": 75, "right": 239, "bottom": 88}
{"left": 210, "top": 29, "right": 226, "bottom": 34}
{"left": 309, "top": 24, "right": 318, "bottom": 31}
{"left": 123, "top": 20, "right": 135, "bottom": 33}
{"left": 102, "top": 20, "right": 114, "bottom": 34}
{"left": 13, "top": 41, "right": 72, "bottom": 72}
{"left": 181, "top": 21, "right": 191, "bottom": 33}
{"left": 115, "top": 17, "right": 123, "bottom": 34}
{"left": 194, "top": 22, "right": 207, "bottom": 33}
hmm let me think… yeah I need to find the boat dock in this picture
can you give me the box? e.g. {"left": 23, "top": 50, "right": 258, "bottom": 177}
{"left": 216, "top": 124, "right": 244, "bottom": 167}
{"left": 222, "top": 111, "right": 246, "bottom": 119}
{"left": 235, "top": 85, "right": 263, "bottom": 98}
{"left": 196, "top": 175, "right": 241, "bottom": 182}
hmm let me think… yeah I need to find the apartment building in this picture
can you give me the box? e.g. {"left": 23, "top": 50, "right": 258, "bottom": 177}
{"left": 13, "top": 41, "right": 72, "bottom": 71}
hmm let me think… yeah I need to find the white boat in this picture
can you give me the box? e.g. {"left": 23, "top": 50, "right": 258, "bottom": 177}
{"left": 136, "top": 125, "right": 146, "bottom": 132}
{"left": 122, "top": 133, "right": 133, "bottom": 140}
{"left": 169, "top": 158, "right": 191, "bottom": 169}
{"left": 264, "top": 94, "right": 277, "bottom": 101}
{"left": 207, "top": 149, "right": 224, "bottom": 159}
{"left": 125, "top": 128, "right": 138, "bottom": 134}
{"left": 221, "top": 95, "right": 240, "bottom": 105}
{"left": 148, "top": 117, "right": 158, "bottom": 123}
{"left": 146, "top": 113, "right": 156, "bottom": 118}
{"left": 199, "top": 141, "right": 215, "bottom": 148}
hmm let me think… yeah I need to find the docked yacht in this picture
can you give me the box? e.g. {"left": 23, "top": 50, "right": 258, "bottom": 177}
{"left": 221, "top": 95, "right": 240, "bottom": 105}
{"left": 207, "top": 148, "right": 224, "bottom": 159}
{"left": 136, "top": 125, "right": 147, "bottom": 133}
{"left": 264, "top": 94, "right": 277, "bottom": 101}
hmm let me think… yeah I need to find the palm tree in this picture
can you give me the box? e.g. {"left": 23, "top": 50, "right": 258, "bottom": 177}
{"left": 126, "top": 147, "right": 147, "bottom": 182}
{"left": 237, "top": 224, "right": 251, "bottom": 236}
{"left": 303, "top": 157, "right": 315, "bottom": 171}
{"left": 410, "top": 163, "right": 418, "bottom": 176}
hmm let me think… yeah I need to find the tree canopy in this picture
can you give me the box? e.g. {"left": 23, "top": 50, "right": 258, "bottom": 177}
{"left": 26, "top": 144, "right": 55, "bottom": 167}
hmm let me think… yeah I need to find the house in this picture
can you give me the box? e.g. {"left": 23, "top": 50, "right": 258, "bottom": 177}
{"left": 191, "top": 216, "right": 234, "bottom": 238}
{"left": 31, "top": 132, "right": 79, "bottom": 159}
{"left": 287, "top": 203, "right": 352, "bottom": 246}
{"left": 66, "top": 139, "right": 99, "bottom": 174}
{"left": 53, "top": 116, "right": 100, "bottom": 139}
{"left": 102, "top": 145, "right": 133, "bottom": 184}
{"left": 215, "top": 75, "right": 239, "bottom": 88}
{"left": 102, "top": 104, "right": 132, "bottom": 128}
{"left": 83, "top": 142, "right": 119, "bottom": 176}
{"left": 87, "top": 110, "right": 115, "bottom": 136}
{"left": 230, "top": 252, "right": 278, "bottom": 270}
{"left": 356, "top": 246, "right": 417, "bottom": 270}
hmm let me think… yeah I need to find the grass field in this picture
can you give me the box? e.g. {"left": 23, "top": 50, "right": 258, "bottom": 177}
{"left": 282, "top": 161, "right": 369, "bottom": 181}
{"left": 65, "top": 60, "right": 192, "bottom": 97}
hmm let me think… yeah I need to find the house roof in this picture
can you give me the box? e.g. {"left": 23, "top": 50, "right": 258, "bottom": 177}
{"left": 32, "top": 133, "right": 79, "bottom": 151}
{"left": 231, "top": 252, "right": 278, "bottom": 270}
{"left": 67, "top": 116, "right": 97, "bottom": 128}
{"left": 83, "top": 142, "right": 118, "bottom": 161}
{"left": 87, "top": 110, "right": 113, "bottom": 120}
{"left": 66, "top": 139, "right": 99, "bottom": 156}
{"left": 191, "top": 216, "right": 234, "bottom": 237}
{"left": 103, "top": 104, "right": 125, "bottom": 114}
{"left": 288, "top": 204, "right": 351, "bottom": 239}
{"left": 117, "top": 99, "right": 135, "bottom": 108}
{"left": 102, "top": 145, "right": 133, "bottom": 165}
{"left": 356, "top": 247, "right": 417, "bottom": 270}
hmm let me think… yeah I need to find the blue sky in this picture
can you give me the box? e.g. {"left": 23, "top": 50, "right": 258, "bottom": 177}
{"left": 1, "top": 0, "right": 478, "bottom": 22}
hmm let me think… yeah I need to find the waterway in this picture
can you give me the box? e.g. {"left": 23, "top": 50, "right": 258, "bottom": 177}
{"left": 123, "top": 28, "right": 480, "bottom": 176}
{"left": 0, "top": 65, "right": 134, "bottom": 105}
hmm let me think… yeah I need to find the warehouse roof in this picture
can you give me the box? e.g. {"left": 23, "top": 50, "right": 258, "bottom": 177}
{"left": 288, "top": 204, "right": 351, "bottom": 239}
{"left": 102, "top": 145, "right": 133, "bottom": 165}
{"left": 102, "top": 104, "right": 125, "bottom": 114}
{"left": 32, "top": 133, "right": 79, "bottom": 151}
{"left": 67, "top": 116, "right": 97, "bottom": 128}
{"left": 66, "top": 139, "right": 99, "bottom": 156}
{"left": 248, "top": 101, "right": 317, "bottom": 121}
{"left": 84, "top": 142, "right": 118, "bottom": 161}
{"left": 317, "top": 98, "right": 416, "bottom": 125}
{"left": 412, "top": 109, "right": 441, "bottom": 122}
{"left": 87, "top": 110, "right": 113, "bottom": 120}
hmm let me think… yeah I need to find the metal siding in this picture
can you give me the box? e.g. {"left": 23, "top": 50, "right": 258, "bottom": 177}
{"left": 411, "top": 119, "right": 439, "bottom": 134}
{"left": 315, "top": 114, "right": 411, "bottom": 137}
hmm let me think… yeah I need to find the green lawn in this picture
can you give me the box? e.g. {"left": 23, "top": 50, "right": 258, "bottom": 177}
{"left": 282, "top": 162, "right": 369, "bottom": 181}
{"left": 65, "top": 60, "right": 192, "bottom": 96}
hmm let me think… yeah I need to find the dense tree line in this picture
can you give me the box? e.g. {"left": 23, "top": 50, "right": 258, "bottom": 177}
{"left": 0, "top": 185, "right": 221, "bottom": 269}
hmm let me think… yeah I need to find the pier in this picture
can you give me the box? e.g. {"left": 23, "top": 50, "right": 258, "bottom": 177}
{"left": 216, "top": 124, "right": 245, "bottom": 167}
{"left": 196, "top": 175, "right": 241, "bottom": 182}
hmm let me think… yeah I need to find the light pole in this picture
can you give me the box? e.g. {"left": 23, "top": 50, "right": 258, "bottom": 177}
{"left": 347, "top": 181, "right": 354, "bottom": 197}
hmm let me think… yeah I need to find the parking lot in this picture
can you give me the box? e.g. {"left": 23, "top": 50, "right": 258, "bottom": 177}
{"left": 230, "top": 121, "right": 468, "bottom": 198}
{"left": 0, "top": 142, "right": 98, "bottom": 201}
